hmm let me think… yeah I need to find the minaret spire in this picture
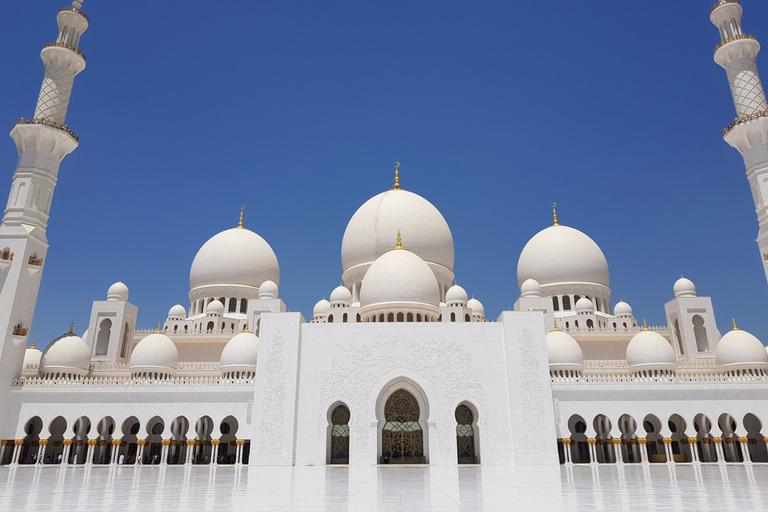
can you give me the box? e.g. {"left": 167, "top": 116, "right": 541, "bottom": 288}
{"left": 0, "top": 3, "right": 89, "bottom": 436}
{"left": 711, "top": 1, "right": 768, "bottom": 286}
{"left": 552, "top": 202, "right": 559, "bottom": 226}
{"left": 392, "top": 162, "right": 401, "bottom": 190}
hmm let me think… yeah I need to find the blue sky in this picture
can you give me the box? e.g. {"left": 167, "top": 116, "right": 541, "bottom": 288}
{"left": 2, "top": 1, "right": 768, "bottom": 347}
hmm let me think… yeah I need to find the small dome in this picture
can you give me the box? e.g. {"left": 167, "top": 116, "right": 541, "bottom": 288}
{"left": 22, "top": 344, "right": 42, "bottom": 375}
{"left": 575, "top": 297, "right": 594, "bottom": 314}
{"left": 107, "top": 281, "right": 129, "bottom": 302}
{"left": 190, "top": 227, "right": 279, "bottom": 291}
{"left": 130, "top": 333, "right": 178, "bottom": 374}
{"left": 517, "top": 224, "right": 609, "bottom": 290}
{"left": 330, "top": 285, "right": 352, "bottom": 306}
{"left": 614, "top": 300, "right": 632, "bottom": 317}
{"left": 520, "top": 278, "right": 542, "bottom": 298}
{"left": 40, "top": 331, "right": 90, "bottom": 376}
{"left": 674, "top": 276, "right": 696, "bottom": 298}
{"left": 445, "top": 284, "right": 468, "bottom": 305}
{"left": 626, "top": 329, "right": 677, "bottom": 372}
{"left": 546, "top": 330, "right": 584, "bottom": 371}
{"left": 716, "top": 326, "right": 768, "bottom": 371}
{"left": 259, "top": 279, "right": 279, "bottom": 299}
{"left": 467, "top": 297, "right": 484, "bottom": 317}
{"left": 206, "top": 300, "right": 225, "bottom": 316}
{"left": 360, "top": 248, "right": 440, "bottom": 310}
{"left": 313, "top": 298, "right": 331, "bottom": 317}
{"left": 167, "top": 304, "right": 186, "bottom": 320}
{"left": 220, "top": 331, "right": 259, "bottom": 372}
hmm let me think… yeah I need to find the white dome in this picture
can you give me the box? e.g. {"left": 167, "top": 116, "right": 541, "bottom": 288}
{"left": 360, "top": 248, "right": 440, "bottom": 309}
{"left": 517, "top": 224, "right": 609, "bottom": 289}
{"left": 190, "top": 227, "right": 279, "bottom": 291}
{"left": 716, "top": 327, "right": 768, "bottom": 371}
{"left": 546, "top": 330, "right": 584, "bottom": 371}
{"left": 445, "top": 284, "right": 468, "bottom": 305}
{"left": 342, "top": 189, "right": 454, "bottom": 274}
{"left": 674, "top": 276, "right": 697, "bottom": 298}
{"left": 220, "top": 331, "right": 259, "bottom": 371}
{"left": 575, "top": 297, "right": 594, "bottom": 314}
{"left": 107, "top": 281, "right": 129, "bottom": 302}
{"left": 167, "top": 304, "right": 186, "bottom": 320}
{"left": 22, "top": 345, "right": 42, "bottom": 373}
{"left": 130, "top": 333, "right": 178, "bottom": 373}
{"left": 330, "top": 285, "right": 352, "bottom": 306}
{"left": 467, "top": 297, "right": 484, "bottom": 317}
{"left": 614, "top": 300, "right": 632, "bottom": 317}
{"left": 206, "top": 299, "right": 225, "bottom": 316}
{"left": 626, "top": 330, "right": 677, "bottom": 372}
{"left": 520, "top": 278, "right": 542, "bottom": 298}
{"left": 313, "top": 298, "right": 331, "bottom": 316}
{"left": 40, "top": 331, "right": 90, "bottom": 375}
{"left": 259, "top": 279, "right": 279, "bottom": 299}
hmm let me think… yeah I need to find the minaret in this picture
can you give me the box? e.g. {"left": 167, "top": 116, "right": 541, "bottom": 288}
{"left": 0, "top": 2, "right": 88, "bottom": 431}
{"left": 711, "top": 1, "right": 768, "bottom": 283}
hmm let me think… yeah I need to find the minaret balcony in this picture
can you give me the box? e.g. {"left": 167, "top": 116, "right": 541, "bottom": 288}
{"left": 59, "top": 6, "right": 89, "bottom": 22}
{"left": 0, "top": 250, "right": 13, "bottom": 261}
{"left": 12, "top": 326, "right": 28, "bottom": 337}
{"left": 714, "top": 33, "right": 757, "bottom": 53}
{"left": 14, "top": 118, "right": 79, "bottom": 143}
{"left": 43, "top": 41, "right": 86, "bottom": 61}
{"left": 723, "top": 109, "right": 768, "bottom": 135}
{"left": 710, "top": 0, "right": 740, "bottom": 15}
{"left": 28, "top": 256, "right": 43, "bottom": 267}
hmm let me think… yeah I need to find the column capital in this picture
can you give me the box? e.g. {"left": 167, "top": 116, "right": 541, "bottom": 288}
{"left": 561, "top": 438, "right": 571, "bottom": 445}
{"left": 638, "top": 438, "right": 647, "bottom": 445}
{"left": 136, "top": 440, "right": 147, "bottom": 446}
{"left": 14, "top": 439, "right": 24, "bottom": 446}
{"left": 161, "top": 439, "right": 171, "bottom": 446}
{"left": 111, "top": 440, "right": 122, "bottom": 446}
{"left": 186, "top": 439, "right": 195, "bottom": 446}
{"left": 211, "top": 439, "right": 220, "bottom": 446}
{"left": 87, "top": 439, "right": 97, "bottom": 446}
{"left": 713, "top": 437, "right": 723, "bottom": 443}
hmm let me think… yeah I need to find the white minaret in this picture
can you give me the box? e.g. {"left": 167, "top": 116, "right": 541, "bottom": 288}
{"left": 711, "top": 1, "right": 768, "bottom": 283}
{"left": 0, "top": 2, "right": 88, "bottom": 433}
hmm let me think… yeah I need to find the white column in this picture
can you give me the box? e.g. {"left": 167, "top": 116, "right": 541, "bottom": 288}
{"left": 0, "top": 441, "right": 8, "bottom": 465}
{"left": 211, "top": 441, "right": 219, "bottom": 466}
{"left": 36, "top": 442, "right": 46, "bottom": 464}
{"left": 562, "top": 439, "right": 572, "bottom": 464}
{"left": 61, "top": 442, "right": 71, "bottom": 466}
{"left": 688, "top": 438, "right": 700, "bottom": 463}
{"left": 740, "top": 438, "right": 752, "bottom": 464}
{"left": 160, "top": 441, "right": 169, "bottom": 466}
{"left": 639, "top": 439, "right": 649, "bottom": 464}
{"left": 135, "top": 442, "right": 144, "bottom": 465}
{"left": 10, "top": 442, "right": 21, "bottom": 465}
{"left": 664, "top": 439, "right": 674, "bottom": 464}
{"left": 715, "top": 438, "right": 726, "bottom": 464}
{"left": 85, "top": 441, "right": 95, "bottom": 466}
{"left": 185, "top": 441, "right": 194, "bottom": 465}
{"left": 588, "top": 439, "right": 597, "bottom": 464}
{"left": 614, "top": 439, "right": 624, "bottom": 464}
{"left": 110, "top": 441, "right": 119, "bottom": 465}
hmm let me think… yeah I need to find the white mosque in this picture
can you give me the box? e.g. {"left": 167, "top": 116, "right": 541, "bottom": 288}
{"left": 2, "top": 0, "right": 768, "bottom": 470}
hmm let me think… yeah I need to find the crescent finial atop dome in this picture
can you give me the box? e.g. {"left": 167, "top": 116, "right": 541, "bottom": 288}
{"left": 238, "top": 205, "right": 245, "bottom": 228}
{"left": 392, "top": 162, "right": 401, "bottom": 190}
{"left": 552, "top": 202, "right": 559, "bottom": 226}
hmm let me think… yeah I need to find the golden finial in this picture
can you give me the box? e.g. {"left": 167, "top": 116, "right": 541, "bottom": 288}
{"left": 391, "top": 230, "right": 407, "bottom": 250}
{"left": 733, "top": 318, "right": 739, "bottom": 331}
{"left": 238, "top": 205, "right": 245, "bottom": 228}
{"left": 156, "top": 322, "right": 162, "bottom": 333}
{"left": 69, "top": 323, "right": 74, "bottom": 334}
{"left": 243, "top": 323, "right": 249, "bottom": 333}
{"left": 553, "top": 319, "right": 560, "bottom": 331}
{"left": 392, "top": 162, "right": 401, "bottom": 190}
{"left": 30, "top": 338, "right": 36, "bottom": 349}
{"left": 552, "top": 202, "right": 559, "bottom": 226}
{"left": 643, "top": 319, "right": 648, "bottom": 331}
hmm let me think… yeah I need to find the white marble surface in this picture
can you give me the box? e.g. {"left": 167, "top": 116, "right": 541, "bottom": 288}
{"left": 1, "top": 463, "right": 767, "bottom": 511}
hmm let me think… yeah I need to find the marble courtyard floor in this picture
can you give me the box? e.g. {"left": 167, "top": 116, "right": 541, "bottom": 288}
{"left": 1, "top": 463, "right": 767, "bottom": 511}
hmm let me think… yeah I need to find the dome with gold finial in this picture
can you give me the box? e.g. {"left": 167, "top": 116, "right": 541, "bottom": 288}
{"left": 716, "top": 320, "right": 768, "bottom": 372}
{"left": 341, "top": 164, "right": 454, "bottom": 296}
{"left": 189, "top": 208, "right": 280, "bottom": 295}
{"left": 40, "top": 325, "right": 91, "bottom": 378}
{"left": 359, "top": 232, "right": 441, "bottom": 321}
{"left": 129, "top": 326, "right": 178, "bottom": 378}
{"left": 517, "top": 204, "right": 610, "bottom": 304}
{"left": 545, "top": 324, "right": 584, "bottom": 372}
{"left": 22, "top": 339, "right": 42, "bottom": 377}
{"left": 625, "top": 320, "right": 677, "bottom": 374}
{"left": 221, "top": 326, "right": 259, "bottom": 377}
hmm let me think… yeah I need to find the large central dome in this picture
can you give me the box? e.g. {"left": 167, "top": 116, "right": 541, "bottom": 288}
{"left": 190, "top": 227, "right": 280, "bottom": 290}
{"left": 342, "top": 189, "right": 454, "bottom": 274}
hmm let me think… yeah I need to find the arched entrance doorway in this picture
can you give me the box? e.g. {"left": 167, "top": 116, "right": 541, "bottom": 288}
{"left": 381, "top": 389, "right": 424, "bottom": 464}
{"left": 455, "top": 404, "right": 477, "bottom": 464}
{"left": 329, "top": 404, "right": 350, "bottom": 465}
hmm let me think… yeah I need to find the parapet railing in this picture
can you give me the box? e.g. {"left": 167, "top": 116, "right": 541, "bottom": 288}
{"left": 561, "top": 325, "right": 668, "bottom": 334}
{"left": 14, "top": 118, "right": 79, "bottom": 142}
{"left": 710, "top": 0, "right": 740, "bottom": 15}
{"left": 552, "top": 370, "right": 768, "bottom": 385}
{"left": 43, "top": 41, "right": 86, "bottom": 61}
{"left": 12, "top": 375, "right": 255, "bottom": 388}
{"left": 714, "top": 33, "right": 757, "bottom": 53}
{"left": 59, "top": 6, "right": 89, "bottom": 21}
{"left": 724, "top": 110, "right": 768, "bottom": 135}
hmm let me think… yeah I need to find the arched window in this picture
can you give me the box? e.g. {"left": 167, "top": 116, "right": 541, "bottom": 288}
{"left": 451, "top": 312, "right": 456, "bottom": 322}
{"left": 456, "top": 405, "right": 477, "bottom": 464}
{"left": 574, "top": 320, "right": 579, "bottom": 328}
{"left": 574, "top": 295, "right": 581, "bottom": 303}
{"left": 330, "top": 405, "right": 350, "bottom": 465}
{"left": 562, "top": 296, "right": 571, "bottom": 310}
{"left": 380, "top": 314, "right": 385, "bottom": 322}
{"left": 240, "top": 299, "right": 248, "bottom": 313}
{"left": 465, "top": 314, "right": 470, "bottom": 322}
{"left": 228, "top": 298, "right": 237, "bottom": 313}
{"left": 416, "top": 314, "right": 421, "bottom": 322}
{"left": 397, "top": 312, "right": 404, "bottom": 322}
{"left": 382, "top": 389, "right": 423, "bottom": 464}
{"left": 407, "top": 313, "right": 413, "bottom": 322}
{"left": 342, "top": 313, "right": 348, "bottom": 323}
{"left": 586, "top": 319, "right": 594, "bottom": 329}
{"left": 120, "top": 323, "right": 130, "bottom": 358}
{"left": 693, "top": 315, "right": 708, "bottom": 352}
{"left": 552, "top": 296, "right": 560, "bottom": 311}
{"left": 388, "top": 313, "right": 394, "bottom": 322}
{"left": 95, "top": 319, "right": 112, "bottom": 356}
{"left": 207, "top": 321, "right": 214, "bottom": 332}
{"left": 328, "top": 314, "right": 333, "bottom": 323}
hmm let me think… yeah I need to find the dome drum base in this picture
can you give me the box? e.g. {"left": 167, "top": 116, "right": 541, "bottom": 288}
{"left": 359, "top": 302, "right": 441, "bottom": 323}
